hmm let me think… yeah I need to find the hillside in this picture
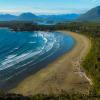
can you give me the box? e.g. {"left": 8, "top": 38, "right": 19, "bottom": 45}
{"left": 0, "top": 14, "right": 16, "bottom": 21}
{"left": 78, "top": 6, "right": 100, "bottom": 21}
{"left": 16, "top": 13, "right": 38, "bottom": 21}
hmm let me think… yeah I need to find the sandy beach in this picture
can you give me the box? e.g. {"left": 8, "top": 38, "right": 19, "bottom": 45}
{"left": 10, "top": 31, "right": 91, "bottom": 95}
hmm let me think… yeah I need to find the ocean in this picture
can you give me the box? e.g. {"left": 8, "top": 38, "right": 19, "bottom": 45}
{"left": 0, "top": 28, "right": 75, "bottom": 90}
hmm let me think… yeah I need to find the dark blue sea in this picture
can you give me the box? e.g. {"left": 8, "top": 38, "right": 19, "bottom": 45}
{"left": 0, "top": 28, "right": 75, "bottom": 89}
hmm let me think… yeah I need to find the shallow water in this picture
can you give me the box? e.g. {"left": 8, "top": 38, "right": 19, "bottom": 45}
{"left": 0, "top": 28, "right": 75, "bottom": 89}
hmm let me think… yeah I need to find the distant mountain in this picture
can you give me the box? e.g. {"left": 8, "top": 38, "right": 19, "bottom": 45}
{"left": 0, "top": 12, "right": 80, "bottom": 23}
{"left": 17, "top": 12, "right": 38, "bottom": 21}
{"left": 39, "top": 14, "right": 80, "bottom": 22}
{"left": 78, "top": 6, "right": 100, "bottom": 21}
{"left": 0, "top": 14, "right": 16, "bottom": 21}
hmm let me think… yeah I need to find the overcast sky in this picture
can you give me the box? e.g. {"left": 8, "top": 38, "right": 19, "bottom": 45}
{"left": 0, "top": 0, "right": 99, "bottom": 15}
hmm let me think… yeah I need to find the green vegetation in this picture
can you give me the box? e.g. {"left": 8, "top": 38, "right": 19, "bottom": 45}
{"left": 82, "top": 36, "right": 100, "bottom": 95}
{"left": 0, "top": 92, "right": 100, "bottom": 100}
{"left": 0, "top": 21, "right": 100, "bottom": 100}
{"left": 65, "top": 22, "right": 100, "bottom": 95}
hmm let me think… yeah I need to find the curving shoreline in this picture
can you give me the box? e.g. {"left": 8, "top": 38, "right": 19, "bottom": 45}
{"left": 0, "top": 30, "right": 75, "bottom": 90}
{"left": 10, "top": 31, "right": 91, "bottom": 95}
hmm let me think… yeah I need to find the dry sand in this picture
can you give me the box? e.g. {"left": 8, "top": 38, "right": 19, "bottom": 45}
{"left": 10, "top": 31, "right": 92, "bottom": 95}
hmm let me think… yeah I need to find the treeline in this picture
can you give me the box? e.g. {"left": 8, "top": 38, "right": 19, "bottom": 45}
{"left": 0, "top": 21, "right": 56, "bottom": 31}
{"left": 61, "top": 22, "right": 100, "bottom": 37}
{"left": 0, "top": 21, "right": 100, "bottom": 35}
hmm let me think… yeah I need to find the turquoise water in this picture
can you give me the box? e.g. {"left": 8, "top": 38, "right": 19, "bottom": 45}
{"left": 0, "top": 28, "right": 75, "bottom": 89}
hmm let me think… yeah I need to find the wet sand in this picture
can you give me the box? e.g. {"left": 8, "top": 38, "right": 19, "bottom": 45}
{"left": 10, "top": 31, "right": 91, "bottom": 95}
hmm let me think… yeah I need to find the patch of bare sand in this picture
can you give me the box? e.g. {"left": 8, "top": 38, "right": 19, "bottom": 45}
{"left": 10, "top": 31, "right": 92, "bottom": 95}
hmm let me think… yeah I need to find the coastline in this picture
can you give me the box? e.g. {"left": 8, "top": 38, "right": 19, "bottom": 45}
{"left": 0, "top": 30, "right": 75, "bottom": 90}
{"left": 10, "top": 31, "right": 91, "bottom": 95}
